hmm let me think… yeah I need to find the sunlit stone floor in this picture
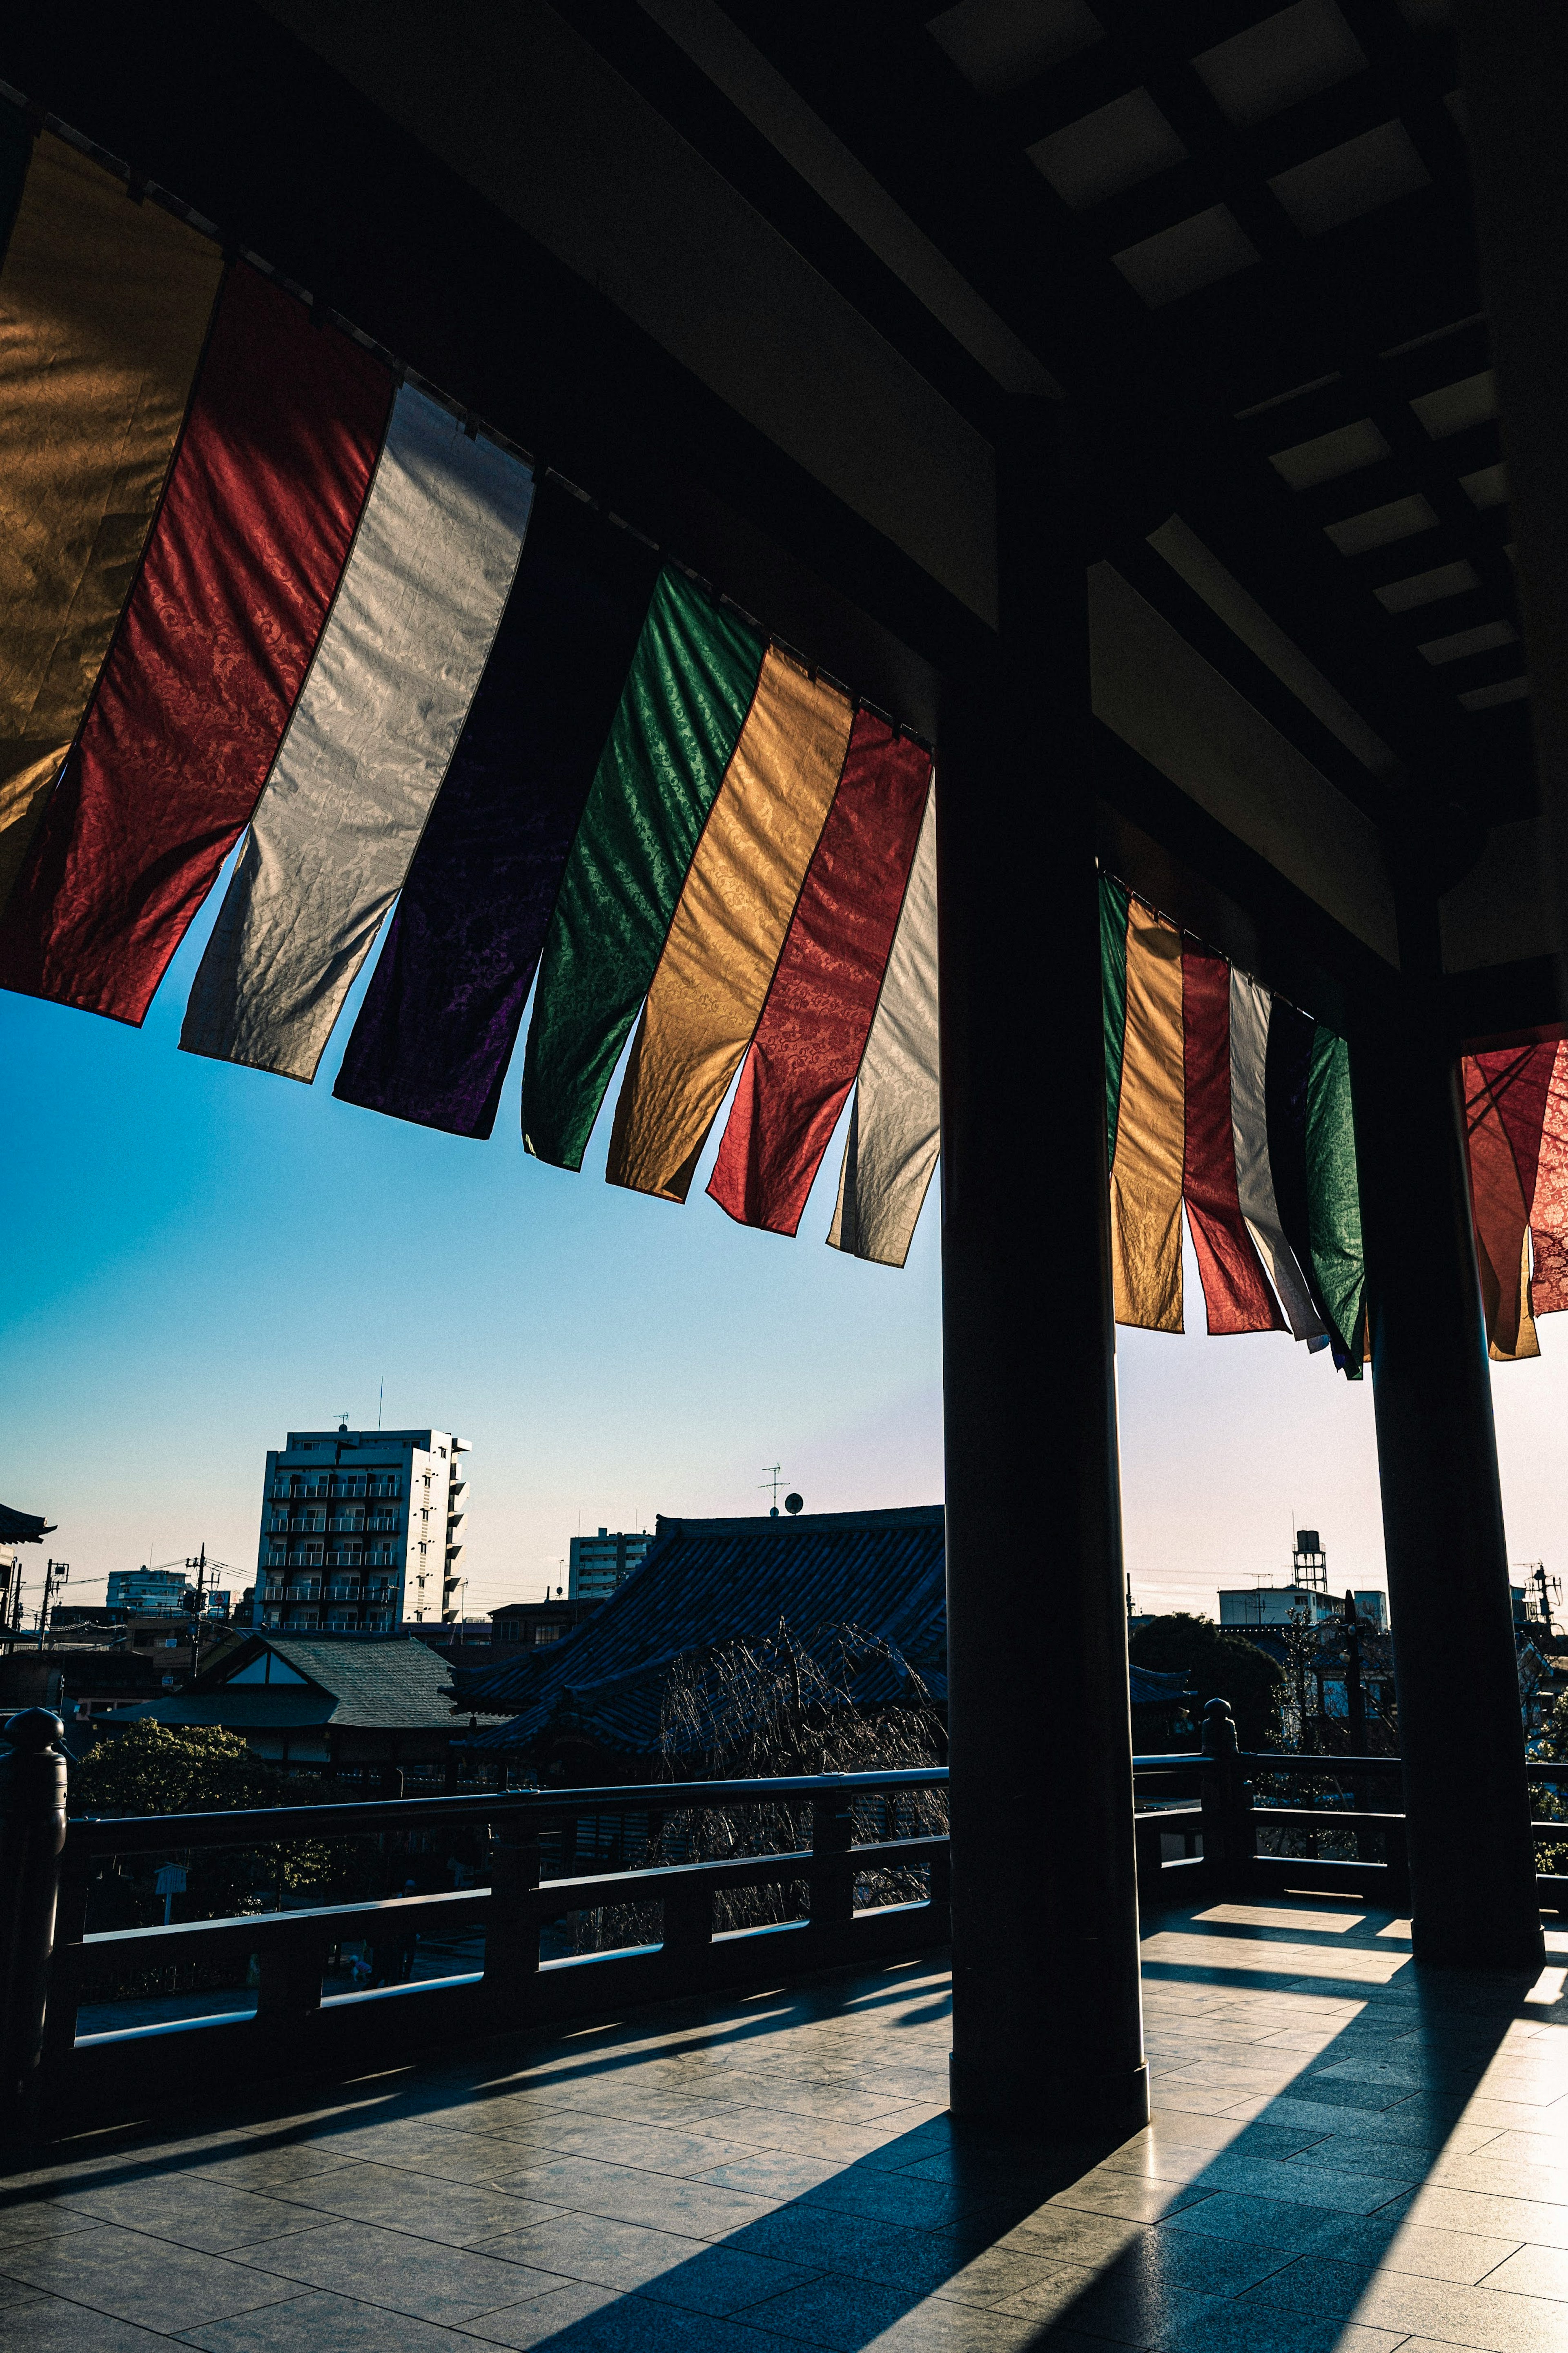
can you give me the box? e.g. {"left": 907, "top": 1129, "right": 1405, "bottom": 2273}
{"left": 4, "top": 1894, "right": 1568, "bottom": 2351}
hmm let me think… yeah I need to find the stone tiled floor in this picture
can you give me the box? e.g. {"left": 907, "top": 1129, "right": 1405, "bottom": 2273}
{"left": 5, "top": 1894, "right": 1568, "bottom": 2350}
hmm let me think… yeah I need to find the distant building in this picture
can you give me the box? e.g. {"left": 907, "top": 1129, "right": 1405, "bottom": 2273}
{"left": 256, "top": 1425, "right": 470, "bottom": 1634}
{"left": 567, "top": 1527, "right": 652, "bottom": 1601}
{"left": 134, "top": 1630, "right": 465, "bottom": 1783}
{"left": 48, "top": 1609, "right": 244, "bottom": 1690}
{"left": 464, "top": 1506, "right": 945, "bottom": 1775}
{"left": 1220, "top": 1586, "right": 1388, "bottom": 1632}
{"left": 1218, "top": 1526, "right": 1388, "bottom": 1634}
{"left": 490, "top": 1597, "right": 601, "bottom": 1650}
{"left": 105, "top": 1567, "right": 230, "bottom": 1617}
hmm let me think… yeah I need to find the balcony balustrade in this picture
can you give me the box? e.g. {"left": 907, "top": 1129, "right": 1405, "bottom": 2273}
{"left": 271, "top": 1478, "right": 401, "bottom": 1503}
{"left": 8, "top": 1697, "right": 1560, "bottom": 2144}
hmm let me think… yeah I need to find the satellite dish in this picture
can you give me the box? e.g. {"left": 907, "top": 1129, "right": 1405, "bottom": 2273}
{"left": 784, "top": 1493, "right": 804, "bottom": 1516}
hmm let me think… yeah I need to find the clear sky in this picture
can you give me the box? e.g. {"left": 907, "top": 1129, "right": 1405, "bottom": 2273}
{"left": 6, "top": 864, "right": 1567, "bottom": 1624}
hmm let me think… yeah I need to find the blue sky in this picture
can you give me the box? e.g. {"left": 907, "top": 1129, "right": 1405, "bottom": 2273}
{"left": 6, "top": 868, "right": 1567, "bottom": 1623}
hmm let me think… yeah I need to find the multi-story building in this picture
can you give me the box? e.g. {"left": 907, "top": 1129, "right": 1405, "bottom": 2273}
{"left": 567, "top": 1527, "right": 653, "bottom": 1602}
{"left": 105, "top": 1567, "right": 231, "bottom": 1617}
{"left": 491, "top": 1597, "right": 601, "bottom": 1649}
{"left": 1218, "top": 1528, "right": 1388, "bottom": 1633}
{"left": 255, "top": 1425, "right": 470, "bottom": 1633}
{"left": 1219, "top": 1585, "right": 1388, "bottom": 1631}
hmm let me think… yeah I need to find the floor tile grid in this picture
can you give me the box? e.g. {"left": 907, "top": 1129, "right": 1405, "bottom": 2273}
{"left": 4, "top": 1902, "right": 1568, "bottom": 2350}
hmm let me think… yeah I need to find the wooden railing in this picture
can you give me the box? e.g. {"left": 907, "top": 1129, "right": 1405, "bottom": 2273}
{"left": 1135, "top": 1695, "right": 1568, "bottom": 1913}
{"left": 0, "top": 1708, "right": 949, "bottom": 2133}
{"left": 4, "top": 1696, "right": 1566, "bottom": 2134}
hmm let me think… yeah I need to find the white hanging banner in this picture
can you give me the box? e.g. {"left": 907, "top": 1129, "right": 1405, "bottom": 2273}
{"left": 827, "top": 777, "right": 938, "bottom": 1267}
{"left": 180, "top": 385, "right": 534, "bottom": 1081}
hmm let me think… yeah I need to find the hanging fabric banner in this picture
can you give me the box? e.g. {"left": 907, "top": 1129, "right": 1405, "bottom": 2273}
{"left": 1101, "top": 874, "right": 1130, "bottom": 1171}
{"left": 606, "top": 649, "right": 853, "bottom": 1201}
{"left": 1180, "top": 943, "right": 1283, "bottom": 1334}
{"left": 1098, "top": 872, "right": 1362, "bottom": 1372}
{"left": 1529, "top": 1043, "right": 1568, "bottom": 1318}
{"left": 1304, "top": 1027, "right": 1367, "bottom": 1365}
{"left": 1109, "top": 894, "right": 1185, "bottom": 1332}
{"left": 333, "top": 482, "right": 662, "bottom": 1137}
{"left": 0, "top": 265, "right": 393, "bottom": 1021}
{"left": 0, "top": 131, "right": 223, "bottom": 913}
{"left": 1265, "top": 998, "right": 1355, "bottom": 1363}
{"left": 180, "top": 386, "right": 534, "bottom": 1080}
{"left": 1229, "top": 970, "right": 1326, "bottom": 1344}
{"left": 520, "top": 569, "right": 765, "bottom": 1170}
{"left": 1463, "top": 1042, "right": 1557, "bottom": 1359}
{"left": 708, "top": 714, "right": 932, "bottom": 1236}
{"left": 827, "top": 778, "right": 938, "bottom": 1267}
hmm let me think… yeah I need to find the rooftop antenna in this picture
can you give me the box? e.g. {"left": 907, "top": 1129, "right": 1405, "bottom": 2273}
{"left": 377, "top": 1378, "right": 383, "bottom": 1432}
{"left": 760, "top": 1463, "right": 786, "bottom": 1517}
{"left": 335, "top": 1407, "right": 349, "bottom": 1434}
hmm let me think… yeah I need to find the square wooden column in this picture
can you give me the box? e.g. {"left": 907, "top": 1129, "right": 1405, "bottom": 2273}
{"left": 1351, "top": 935, "right": 1544, "bottom": 1973}
{"left": 940, "top": 403, "right": 1148, "bottom": 2133}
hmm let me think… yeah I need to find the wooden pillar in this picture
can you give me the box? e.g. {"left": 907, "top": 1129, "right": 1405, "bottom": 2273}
{"left": 941, "top": 402, "right": 1147, "bottom": 2133}
{"left": 1351, "top": 933, "right": 1543, "bottom": 1971}
{"left": 0, "top": 1710, "right": 68, "bottom": 2130}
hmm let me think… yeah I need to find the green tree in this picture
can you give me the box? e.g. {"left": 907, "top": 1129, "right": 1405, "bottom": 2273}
{"left": 72, "top": 1724, "right": 333, "bottom": 1908}
{"left": 1529, "top": 1689, "right": 1568, "bottom": 1874}
{"left": 73, "top": 1722, "right": 280, "bottom": 1817}
{"left": 1129, "top": 1613, "right": 1284, "bottom": 1750}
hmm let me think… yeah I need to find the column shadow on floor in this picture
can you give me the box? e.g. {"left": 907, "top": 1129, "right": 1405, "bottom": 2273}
{"left": 2, "top": 1904, "right": 1561, "bottom": 2353}
{"left": 508, "top": 1899, "right": 1558, "bottom": 2351}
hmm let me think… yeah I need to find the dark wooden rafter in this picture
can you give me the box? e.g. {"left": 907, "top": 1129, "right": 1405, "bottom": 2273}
{"left": 713, "top": 0, "right": 1527, "bottom": 822}
{"left": 1006, "top": 0, "right": 1520, "bottom": 743}
{"left": 545, "top": 0, "right": 1014, "bottom": 439}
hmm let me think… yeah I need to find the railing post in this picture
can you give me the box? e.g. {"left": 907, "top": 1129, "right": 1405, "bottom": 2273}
{"left": 809, "top": 1791, "right": 856, "bottom": 1931}
{"left": 0, "top": 1710, "right": 69, "bottom": 2137}
{"left": 255, "top": 1928, "right": 328, "bottom": 2027}
{"left": 927, "top": 1842, "right": 953, "bottom": 1943}
{"left": 662, "top": 1879, "right": 713, "bottom": 1954}
{"left": 1200, "top": 1700, "right": 1254, "bottom": 1896}
{"left": 483, "top": 1822, "right": 541, "bottom": 2021}
{"left": 39, "top": 1845, "right": 90, "bottom": 2090}
{"left": 1133, "top": 1811, "right": 1166, "bottom": 1908}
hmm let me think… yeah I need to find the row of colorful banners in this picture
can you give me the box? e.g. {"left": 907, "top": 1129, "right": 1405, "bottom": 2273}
{"left": 0, "top": 116, "right": 938, "bottom": 1266}
{"left": 0, "top": 106, "right": 1561, "bottom": 1344}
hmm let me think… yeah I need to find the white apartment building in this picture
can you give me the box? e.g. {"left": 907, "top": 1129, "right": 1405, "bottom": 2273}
{"left": 1218, "top": 1584, "right": 1388, "bottom": 1631}
{"left": 256, "top": 1425, "right": 470, "bottom": 1633}
{"left": 1218, "top": 1528, "right": 1388, "bottom": 1634}
{"left": 568, "top": 1526, "right": 653, "bottom": 1601}
{"left": 106, "top": 1567, "right": 231, "bottom": 1617}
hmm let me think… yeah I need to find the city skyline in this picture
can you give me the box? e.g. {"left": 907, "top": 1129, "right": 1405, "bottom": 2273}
{"left": 8, "top": 855, "right": 1568, "bottom": 1627}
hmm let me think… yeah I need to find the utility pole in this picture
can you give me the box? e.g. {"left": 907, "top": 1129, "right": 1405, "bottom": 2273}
{"left": 35, "top": 1558, "right": 67, "bottom": 1637}
{"left": 1342, "top": 1590, "right": 1367, "bottom": 1753}
{"left": 184, "top": 1544, "right": 208, "bottom": 1682}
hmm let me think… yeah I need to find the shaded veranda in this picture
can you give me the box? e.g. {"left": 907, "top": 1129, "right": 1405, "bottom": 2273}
{"left": 3, "top": 1891, "right": 1568, "bottom": 2353}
